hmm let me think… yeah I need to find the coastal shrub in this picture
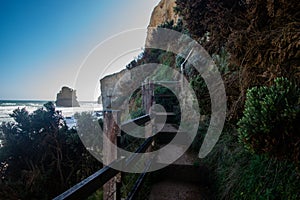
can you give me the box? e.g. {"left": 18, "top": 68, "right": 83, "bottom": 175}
{"left": 190, "top": 75, "right": 211, "bottom": 115}
{"left": 212, "top": 47, "right": 230, "bottom": 74}
{"left": 128, "top": 89, "right": 144, "bottom": 119}
{"left": 0, "top": 102, "right": 100, "bottom": 199}
{"left": 190, "top": 116, "right": 209, "bottom": 151}
{"left": 130, "top": 108, "right": 145, "bottom": 119}
{"left": 74, "top": 112, "right": 103, "bottom": 157}
{"left": 154, "top": 86, "right": 179, "bottom": 113}
{"left": 237, "top": 77, "right": 300, "bottom": 162}
{"left": 202, "top": 128, "right": 300, "bottom": 200}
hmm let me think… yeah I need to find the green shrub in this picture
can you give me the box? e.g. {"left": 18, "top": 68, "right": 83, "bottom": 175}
{"left": 128, "top": 89, "right": 144, "bottom": 120}
{"left": 190, "top": 75, "right": 211, "bottom": 115}
{"left": 202, "top": 128, "right": 300, "bottom": 200}
{"left": 130, "top": 108, "right": 145, "bottom": 119}
{"left": 212, "top": 47, "right": 230, "bottom": 74}
{"left": 238, "top": 77, "right": 300, "bottom": 162}
{"left": 0, "top": 103, "right": 101, "bottom": 199}
{"left": 232, "top": 154, "right": 300, "bottom": 200}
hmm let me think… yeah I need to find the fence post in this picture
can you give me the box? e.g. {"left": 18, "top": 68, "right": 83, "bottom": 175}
{"left": 103, "top": 110, "right": 120, "bottom": 200}
{"left": 142, "top": 80, "right": 154, "bottom": 114}
{"left": 143, "top": 80, "right": 154, "bottom": 153}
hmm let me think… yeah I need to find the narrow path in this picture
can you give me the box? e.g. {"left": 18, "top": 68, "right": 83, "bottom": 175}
{"left": 149, "top": 179, "right": 208, "bottom": 200}
{"left": 149, "top": 122, "right": 211, "bottom": 199}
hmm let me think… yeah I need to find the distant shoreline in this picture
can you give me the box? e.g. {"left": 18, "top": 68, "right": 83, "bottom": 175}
{"left": 0, "top": 99, "right": 99, "bottom": 103}
{"left": 0, "top": 100, "right": 103, "bottom": 123}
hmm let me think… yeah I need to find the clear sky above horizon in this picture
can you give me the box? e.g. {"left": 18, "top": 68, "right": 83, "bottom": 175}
{"left": 0, "top": 0, "right": 161, "bottom": 101}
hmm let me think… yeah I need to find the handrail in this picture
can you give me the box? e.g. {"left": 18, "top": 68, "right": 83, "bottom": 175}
{"left": 125, "top": 137, "right": 153, "bottom": 166}
{"left": 121, "top": 114, "right": 151, "bottom": 132}
{"left": 125, "top": 159, "right": 152, "bottom": 200}
{"left": 53, "top": 114, "right": 153, "bottom": 200}
{"left": 53, "top": 159, "right": 122, "bottom": 200}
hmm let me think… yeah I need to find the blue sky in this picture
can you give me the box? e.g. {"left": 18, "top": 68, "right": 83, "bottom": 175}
{"left": 0, "top": 0, "right": 160, "bottom": 100}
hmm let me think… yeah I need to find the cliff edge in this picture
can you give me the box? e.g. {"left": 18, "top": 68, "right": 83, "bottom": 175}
{"left": 148, "top": 0, "right": 179, "bottom": 28}
{"left": 100, "top": 0, "right": 179, "bottom": 111}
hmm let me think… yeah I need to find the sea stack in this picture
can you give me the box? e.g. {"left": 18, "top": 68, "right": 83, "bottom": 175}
{"left": 55, "top": 86, "right": 80, "bottom": 107}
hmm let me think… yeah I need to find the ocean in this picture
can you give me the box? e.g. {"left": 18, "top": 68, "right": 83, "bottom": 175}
{"left": 0, "top": 100, "right": 103, "bottom": 124}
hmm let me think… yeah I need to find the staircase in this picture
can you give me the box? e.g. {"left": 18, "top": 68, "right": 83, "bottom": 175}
{"left": 148, "top": 112, "right": 211, "bottom": 200}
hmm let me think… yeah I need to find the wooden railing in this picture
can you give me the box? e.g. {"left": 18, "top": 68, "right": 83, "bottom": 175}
{"left": 54, "top": 80, "right": 180, "bottom": 200}
{"left": 53, "top": 113, "right": 153, "bottom": 200}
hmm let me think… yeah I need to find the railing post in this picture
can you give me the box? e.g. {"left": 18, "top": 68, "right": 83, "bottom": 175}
{"left": 103, "top": 110, "right": 120, "bottom": 200}
{"left": 142, "top": 80, "right": 154, "bottom": 114}
{"left": 143, "top": 80, "right": 155, "bottom": 157}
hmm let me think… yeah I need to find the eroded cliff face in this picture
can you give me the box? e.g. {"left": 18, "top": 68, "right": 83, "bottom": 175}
{"left": 100, "top": 69, "right": 128, "bottom": 110}
{"left": 100, "top": 65, "right": 158, "bottom": 121}
{"left": 100, "top": 0, "right": 179, "bottom": 113}
{"left": 148, "top": 0, "right": 179, "bottom": 28}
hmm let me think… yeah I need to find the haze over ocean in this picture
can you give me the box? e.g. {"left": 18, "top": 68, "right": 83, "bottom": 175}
{"left": 0, "top": 100, "right": 102, "bottom": 123}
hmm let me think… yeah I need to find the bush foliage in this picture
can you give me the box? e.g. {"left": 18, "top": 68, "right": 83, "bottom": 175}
{"left": 238, "top": 77, "right": 300, "bottom": 162}
{"left": 0, "top": 102, "right": 101, "bottom": 199}
{"left": 202, "top": 128, "right": 300, "bottom": 200}
{"left": 176, "top": 0, "right": 300, "bottom": 121}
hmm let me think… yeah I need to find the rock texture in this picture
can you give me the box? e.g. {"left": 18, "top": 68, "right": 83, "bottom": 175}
{"left": 100, "top": 65, "right": 158, "bottom": 118}
{"left": 97, "top": 95, "right": 102, "bottom": 104}
{"left": 100, "top": 0, "right": 179, "bottom": 114}
{"left": 148, "top": 0, "right": 179, "bottom": 28}
{"left": 100, "top": 69, "right": 128, "bottom": 110}
{"left": 55, "top": 86, "right": 80, "bottom": 107}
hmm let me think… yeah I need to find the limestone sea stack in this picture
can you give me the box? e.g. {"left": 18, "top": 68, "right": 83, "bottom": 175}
{"left": 55, "top": 86, "right": 80, "bottom": 107}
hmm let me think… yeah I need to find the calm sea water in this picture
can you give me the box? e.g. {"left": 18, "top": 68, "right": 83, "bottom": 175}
{"left": 0, "top": 100, "right": 103, "bottom": 124}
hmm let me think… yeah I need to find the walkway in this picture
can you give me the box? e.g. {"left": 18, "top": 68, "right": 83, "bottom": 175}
{"left": 149, "top": 121, "right": 211, "bottom": 200}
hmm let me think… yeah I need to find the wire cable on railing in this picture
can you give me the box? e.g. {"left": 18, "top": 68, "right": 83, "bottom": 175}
{"left": 122, "top": 137, "right": 142, "bottom": 151}
{"left": 125, "top": 158, "right": 152, "bottom": 200}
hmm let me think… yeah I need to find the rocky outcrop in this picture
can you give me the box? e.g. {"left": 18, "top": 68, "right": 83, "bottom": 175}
{"left": 146, "top": 0, "right": 179, "bottom": 47}
{"left": 100, "top": 69, "right": 128, "bottom": 110}
{"left": 55, "top": 86, "right": 80, "bottom": 107}
{"left": 97, "top": 95, "right": 102, "bottom": 104}
{"left": 100, "top": 64, "right": 160, "bottom": 122}
{"left": 148, "top": 0, "right": 179, "bottom": 28}
{"left": 100, "top": 0, "right": 179, "bottom": 114}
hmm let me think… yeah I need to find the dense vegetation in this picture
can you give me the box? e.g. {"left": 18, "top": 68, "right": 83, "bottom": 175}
{"left": 175, "top": 0, "right": 300, "bottom": 120}
{"left": 174, "top": 0, "right": 300, "bottom": 199}
{"left": 127, "top": 0, "right": 299, "bottom": 198}
{"left": 1, "top": 0, "right": 299, "bottom": 199}
{"left": 0, "top": 102, "right": 101, "bottom": 199}
{"left": 238, "top": 77, "right": 300, "bottom": 162}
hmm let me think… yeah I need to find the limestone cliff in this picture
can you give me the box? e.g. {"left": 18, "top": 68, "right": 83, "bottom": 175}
{"left": 100, "top": 69, "right": 128, "bottom": 110}
{"left": 55, "top": 86, "right": 80, "bottom": 107}
{"left": 148, "top": 0, "right": 179, "bottom": 28}
{"left": 100, "top": 0, "right": 179, "bottom": 114}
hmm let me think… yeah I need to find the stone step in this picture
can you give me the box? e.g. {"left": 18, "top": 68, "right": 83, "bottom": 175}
{"left": 153, "top": 112, "right": 177, "bottom": 124}
{"left": 149, "top": 147, "right": 211, "bottom": 200}
{"left": 152, "top": 164, "right": 209, "bottom": 184}
{"left": 149, "top": 180, "right": 209, "bottom": 200}
{"left": 154, "top": 123, "right": 191, "bottom": 145}
{"left": 149, "top": 163, "right": 211, "bottom": 200}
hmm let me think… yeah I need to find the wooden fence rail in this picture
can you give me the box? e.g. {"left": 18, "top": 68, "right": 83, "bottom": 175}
{"left": 53, "top": 113, "right": 153, "bottom": 200}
